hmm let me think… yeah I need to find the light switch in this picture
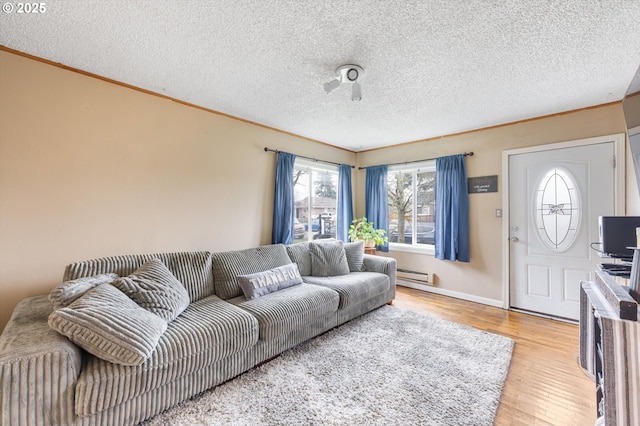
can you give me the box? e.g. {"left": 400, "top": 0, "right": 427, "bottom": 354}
{"left": 496, "top": 208, "right": 502, "bottom": 218}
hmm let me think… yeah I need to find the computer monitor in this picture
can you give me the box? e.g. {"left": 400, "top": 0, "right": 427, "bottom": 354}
{"left": 598, "top": 216, "right": 640, "bottom": 260}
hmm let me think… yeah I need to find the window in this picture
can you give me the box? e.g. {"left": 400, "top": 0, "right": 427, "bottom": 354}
{"left": 387, "top": 161, "right": 436, "bottom": 252}
{"left": 534, "top": 167, "right": 581, "bottom": 252}
{"left": 293, "top": 159, "right": 338, "bottom": 242}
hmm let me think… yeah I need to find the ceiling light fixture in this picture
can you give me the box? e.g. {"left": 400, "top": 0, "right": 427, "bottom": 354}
{"left": 324, "top": 64, "right": 364, "bottom": 102}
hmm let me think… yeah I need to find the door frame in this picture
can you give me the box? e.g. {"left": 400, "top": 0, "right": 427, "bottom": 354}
{"left": 501, "top": 134, "right": 626, "bottom": 310}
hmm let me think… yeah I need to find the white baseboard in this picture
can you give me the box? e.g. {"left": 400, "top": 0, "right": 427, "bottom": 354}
{"left": 397, "top": 281, "right": 504, "bottom": 308}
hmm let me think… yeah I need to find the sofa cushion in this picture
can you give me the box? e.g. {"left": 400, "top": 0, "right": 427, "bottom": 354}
{"left": 75, "top": 294, "right": 259, "bottom": 416}
{"left": 112, "top": 259, "right": 190, "bottom": 322}
{"left": 48, "top": 273, "right": 119, "bottom": 309}
{"left": 344, "top": 240, "right": 365, "bottom": 272}
{"left": 228, "top": 283, "right": 339, "bottom": 341}
{"left": 48, "top": 284, "right": 167, "bottom": 366}
{"left": 286, "top": 242, "right": 312, "bottom": 276}
{"left": 309, "top": 240, "right": 350, "bottom": 277}
{"left": 302, "top": 272, "right": 390, "bottom": 310}
{"left": 63, "top": 251, "right": 214, "bottom": 304}
{"left": 213, "top": 244, "right": 293, "bottom": 300}
{"left": 238, "top": 263, "right": 303, "bottom": 300}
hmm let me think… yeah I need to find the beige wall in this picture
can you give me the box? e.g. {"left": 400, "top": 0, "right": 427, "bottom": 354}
{"left": 0, "top": 51, "right": 355, "bottom": 331}
{"left": 623, "top": 93, "right": 640, "bottom": 214}
{"left": 356, "top": 104, "right": 632, "bottom": 304}
{"left": 1, "top": 50, "right": 637, "bottom": 331}
{"left": 623, "top": 92, "right": 640, "bottom": 129}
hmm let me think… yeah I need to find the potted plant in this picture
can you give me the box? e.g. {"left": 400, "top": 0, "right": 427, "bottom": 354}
{"left": 348, "top": 217, "right": 388, "bottom": 248}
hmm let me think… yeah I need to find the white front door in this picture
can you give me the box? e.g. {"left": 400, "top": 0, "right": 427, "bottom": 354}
{"left": 509, "top": 141, "right": 616, "bottom": 320}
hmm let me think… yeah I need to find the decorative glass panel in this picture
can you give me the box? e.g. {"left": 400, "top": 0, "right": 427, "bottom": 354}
{"left": 534, "top": 168, "right": 580, "bottom": 252}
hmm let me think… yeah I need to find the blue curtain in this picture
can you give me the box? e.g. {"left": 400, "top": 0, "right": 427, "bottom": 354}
{"left": 272, "top": 151, "right": 297, "bottom": 244}
{"left": 435, "top": 154, "right": 470, "bottom": 262}
{"left": 337, "top": 164, "right": 354, "bottom": 242}
{"left": 365, "top": 165, "right": 389, "bottom": 252}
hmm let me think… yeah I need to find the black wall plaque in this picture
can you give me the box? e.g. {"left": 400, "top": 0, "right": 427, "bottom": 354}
{"left": 468, "top": 175, "right": 498, "bottom": 193}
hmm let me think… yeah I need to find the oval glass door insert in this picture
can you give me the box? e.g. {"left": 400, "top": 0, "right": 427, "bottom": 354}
{"left": 534, "top": 167, "right": 581, "bottom": 252}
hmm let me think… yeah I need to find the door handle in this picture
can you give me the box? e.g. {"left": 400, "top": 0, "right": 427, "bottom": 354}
{"left": 510, "top": 237, "right": 519, "bottom": 243}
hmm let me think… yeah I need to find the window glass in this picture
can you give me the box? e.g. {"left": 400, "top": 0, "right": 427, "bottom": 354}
{"left": 388, "top": 171, "right": 413, "bottom": 244}
{"left": 388, "top": 162, "right": 436, "bottom": 247}
{"left": 534, "top": 167, "right": 580, "bottom": 252}
{"left": 293, "top": 160, "right": 338, "bottom": 242}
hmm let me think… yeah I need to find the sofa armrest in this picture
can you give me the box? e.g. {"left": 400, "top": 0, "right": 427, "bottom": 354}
{"left": 363, "top": 254, "right": 397, "bottom": 301}
{"left": 1, "top": 295, "right": 82, "bottom": 426}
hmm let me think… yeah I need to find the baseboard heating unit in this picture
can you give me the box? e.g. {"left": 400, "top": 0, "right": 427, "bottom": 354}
{"left": 396, "top": 268, "right": 434, "bottom": 287}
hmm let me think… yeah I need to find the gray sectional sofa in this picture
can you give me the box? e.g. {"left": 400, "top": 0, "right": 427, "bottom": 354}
{"left": 0, "top": 240, "right": 396, "bottom": 426}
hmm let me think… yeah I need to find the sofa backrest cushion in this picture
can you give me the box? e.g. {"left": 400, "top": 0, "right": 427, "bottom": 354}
{"left": 213, "top": 244, "right": 292, "bottom": 300}
{"left": 63, "top": 252, "right": 213, "bottom": 303}
{"left": 286, "top": 242, "right": 312, "bottom": 276}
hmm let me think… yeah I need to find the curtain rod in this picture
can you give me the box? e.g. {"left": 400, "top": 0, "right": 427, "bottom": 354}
{"left": 357, "top": 152, "right": 474, "bottom": 170}
{"left": 264, "top": 147, "right": 355, "bottom": 168}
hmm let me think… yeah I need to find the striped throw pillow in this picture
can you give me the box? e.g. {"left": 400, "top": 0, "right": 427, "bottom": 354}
{"left": 112, "top": 259, "right": 190, "bottom": 322}
{"left": 344, "top": 240, "right": 365, "bottom": 272}
{"left": 49, "top": 273, "right": 119, "bottom": 309}
{"left": 48, "top": 284, "right": 167, "bottom": 366}
{"left": 309, "top": 240, "right": 350, "bottom": 277}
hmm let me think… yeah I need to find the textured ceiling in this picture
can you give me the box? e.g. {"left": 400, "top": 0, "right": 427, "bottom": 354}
{"left": 2, "top": 1, "right": 640, "bottom": 151}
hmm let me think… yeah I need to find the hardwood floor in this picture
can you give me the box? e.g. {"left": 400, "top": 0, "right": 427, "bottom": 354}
{"left": 393, "top": 286, "right": 596, "bottom": 426}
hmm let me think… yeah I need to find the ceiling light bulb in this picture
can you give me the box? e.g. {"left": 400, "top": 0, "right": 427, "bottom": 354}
{"left": 351, "top": 81, "right": 362, "bottom": 101}
{"left": 324, "top": 78, "right": 341, "bottom": 94}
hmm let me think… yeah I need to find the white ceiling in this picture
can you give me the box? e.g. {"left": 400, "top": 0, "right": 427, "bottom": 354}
{"left": 2, "top": 1, "right": 640, "bottom": 152}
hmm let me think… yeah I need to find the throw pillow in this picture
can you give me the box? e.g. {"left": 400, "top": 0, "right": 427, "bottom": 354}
{"left": 48, "top": 284, "right": 167, "bottom": 366}
{"left": 344, "top": 240, "right": 365, "bottom": 272}
{"left": 309, "top": 240, "right": 350, "bottom": 277}
{"left": 286, "top": 242, "right": 312, "bottom": 276}
{"left": 237, "top": 263, "right": 303, "bottom": 300}
{"left": 48, "top": 273, "right": 119, "bottom": 310}
{"left": 112, "top": 259, "right": 190, "bottom": 322}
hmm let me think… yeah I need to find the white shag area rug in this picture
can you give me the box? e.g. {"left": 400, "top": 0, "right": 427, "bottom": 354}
{"left": 142, "top": 305, "right": 514, "bottom": 426}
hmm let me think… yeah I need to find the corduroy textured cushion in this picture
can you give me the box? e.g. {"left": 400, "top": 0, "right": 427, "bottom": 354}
{"left": 213, "top": 244, "right": 293, "bottom": 300}
{"left": 228, "top": 283, "right": 339, "bottom": 341}
{"left": 74, "top": 294, "right": 259, "bottom": 416}
{"left": 48, "top": 284, "right": 167, "bottom": 366}
{"left": 309, "top": 240, "right": 350, "bottom": 277}
{"left": 344, "top": 240, "right": 365, "bottom": 272}
{"left": 238, "top": 263, "right": 303, "bottom": 300}
{"left": 112, "top": 259, "right": 190, "bottom": 322}
{"left": 63, "top": 252, "right": 214, "bottom": 303}
{"left": 48, "top": 273, "right": 119, "bottom": 309}
{"left": 286, "top": 242, "right": 312, "bottom": 276}
{"left": 302, "top": 272, "right": 390, "bottom": 309}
